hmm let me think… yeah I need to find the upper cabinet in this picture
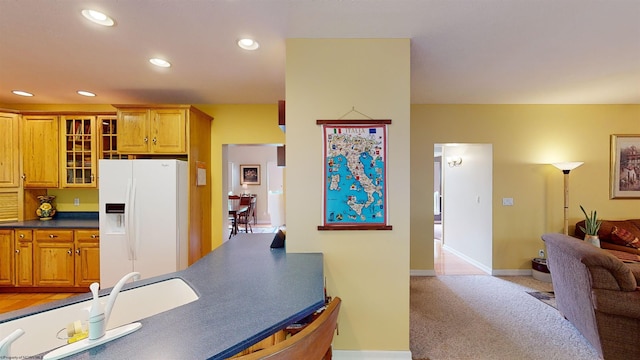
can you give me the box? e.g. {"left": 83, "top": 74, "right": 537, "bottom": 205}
{"left": 60, "top": 115, "right": 97, "bottom": 188}
{"left": 116, "top": 106, "right": 186, "bottom": 154}
{"left": 0, "top": 112, "right": 20, "bottom": 188}
{"left": 100, "top": 115, "right": 128, "bottom": 160}
{"left": 22, "top": 115, "right": 59, "bottom": 188}
{"left": 17, "top": 112, "right": 120, "bottom": 190}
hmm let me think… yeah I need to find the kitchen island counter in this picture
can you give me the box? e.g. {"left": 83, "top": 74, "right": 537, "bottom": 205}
{"left": 0, "top": 233, "right": 325, "bottom": 359}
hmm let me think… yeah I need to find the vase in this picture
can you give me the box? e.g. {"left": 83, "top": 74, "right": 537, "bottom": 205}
{"left": 36, "top": 195, "right": 56, "bottom": 221}
{"left": 584, "top": 234, "right": 600, "bottom": 248}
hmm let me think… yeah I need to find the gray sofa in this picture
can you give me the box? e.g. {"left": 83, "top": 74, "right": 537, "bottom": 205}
{"left": 542, "top": 233, "right": 640, "bottom": 360}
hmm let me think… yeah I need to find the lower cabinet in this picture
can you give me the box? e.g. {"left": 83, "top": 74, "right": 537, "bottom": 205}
{"left": 0, "top": 230, "right": 15, "bottom": 286}
{"left": 0, "top": 228, "right": 99, "bottom": 289}
{"left": 34, "top": 230, "right": 75, "bottom": 287}
{"left": 15, "top": 229, "right": 33, "bottom": 286}
{"left": 74, "top": 230, "right": 100, "bottom": 287}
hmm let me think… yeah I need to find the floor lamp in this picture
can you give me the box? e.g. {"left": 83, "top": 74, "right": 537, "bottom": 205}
{"left": 552, "top": 162, "right": 584, "bottom": 235}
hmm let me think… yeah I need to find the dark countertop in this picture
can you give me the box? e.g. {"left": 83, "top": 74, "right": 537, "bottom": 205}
{"left": 0, "top": 233, "right": 325, "bottom": 359}
{"left": 0, "top": 212, "right": 99, "bottom": 229}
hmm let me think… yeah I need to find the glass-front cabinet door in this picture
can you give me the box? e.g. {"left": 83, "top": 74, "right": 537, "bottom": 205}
{"left": 61, "top": 116, "right": 97, "bottom": 187}
{"left": 99, "top": 115, "right": 129, "bottom": 160}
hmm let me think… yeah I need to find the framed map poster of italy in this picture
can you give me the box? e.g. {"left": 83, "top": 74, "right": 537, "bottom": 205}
{"left": 317, "top": 119, "right": 392, "bottom": 230}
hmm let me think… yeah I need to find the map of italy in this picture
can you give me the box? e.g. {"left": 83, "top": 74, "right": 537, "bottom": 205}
{"left": 324, "top": 125, "right": 386, "bottom": 225}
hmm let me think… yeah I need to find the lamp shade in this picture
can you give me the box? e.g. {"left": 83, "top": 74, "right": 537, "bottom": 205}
{"left": 552, "top": 162, "right": 584, "bottom": 171}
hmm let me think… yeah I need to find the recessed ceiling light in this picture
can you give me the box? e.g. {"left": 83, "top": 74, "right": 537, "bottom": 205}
{"left": 12, "top": 90, "right": 33, "bottom": 97}
{"left": 77, "top": 90, "right": 96, "bottom": 97}
{"left": 149, "top": 58, "right": 171, "bottom": 68}
{"left": 238, "top": 38, "right": 259, "bottom": 51}
{"left": 81, "top": 9, "right": 115, "bottom": 27}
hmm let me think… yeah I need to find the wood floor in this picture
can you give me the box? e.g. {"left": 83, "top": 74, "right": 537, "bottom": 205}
{"left": 434, "top": 223, "right": 486, "bottom": 275}
{"left": 434, "top": 239, "right": 486, "bottom": 275}
{"left": 0, "top": 292, "right": 77, "bottom": 315}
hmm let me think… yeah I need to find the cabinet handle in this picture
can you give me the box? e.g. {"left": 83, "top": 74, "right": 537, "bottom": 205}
{"left": 90, "top": 174, "right": 95, "bottom": 181}
{"left": 15, "top": 249, "right": 20, "bottom": 254}
{"left": 67, "top": 248, "right": 73, "bottom": 255}
{"left": 19, "top": 234, "right": 24, "bottom": 239}
{"left": 91, "top": 234, "right": 98, "bottom": 239}
{"left": 49, "top": 234, "right": 58, "bottom": 239}
{"left": 152, "top": 137, "right": 157, "bottom": 145}
{"left": 21, "top": 174, "right": 26, "bottom": 180}
{"left": 143, "top": 137, "right": 148, "bottom": 143}
{"left": 76, "top": 249, "right": 81, "bottom": 255}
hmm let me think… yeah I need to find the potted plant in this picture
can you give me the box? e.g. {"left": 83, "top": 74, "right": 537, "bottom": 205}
{"left": 579, "top": 205, "right": 602, "bottom": 247}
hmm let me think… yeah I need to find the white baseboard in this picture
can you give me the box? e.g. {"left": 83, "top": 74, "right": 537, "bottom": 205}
{"left": 410, "top": 269, "right": 435, "bottom": 276}
{"left": 333, "top": 350, "right": 412, "bottom": 360}
{"left": 442, "top": 244, "right": 491, "bottom": 274}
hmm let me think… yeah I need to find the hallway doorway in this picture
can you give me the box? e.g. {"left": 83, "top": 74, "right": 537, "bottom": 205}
{"left": 434, "top": 143, "right": 492, "bottom": 275}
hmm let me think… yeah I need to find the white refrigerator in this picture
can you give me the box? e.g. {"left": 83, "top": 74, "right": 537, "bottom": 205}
{"left": 98, "top": 159, "right": 188, "bottom": 288}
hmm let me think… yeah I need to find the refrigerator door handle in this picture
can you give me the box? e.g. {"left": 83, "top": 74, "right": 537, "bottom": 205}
{"left": 125, "top": 178, "right": 134, "bottom": 261}
{"left": 130, "top": 178, "right": 139, "bottom": 261}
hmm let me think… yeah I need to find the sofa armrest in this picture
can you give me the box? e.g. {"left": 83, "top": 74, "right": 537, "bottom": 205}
{"left": 542, "top": 233, "right": 638, "bottom": 291}
{"left": 592, "top": 288, "right": 640, "bottom": 318}
{"left": 583, "top": 256, "right": 639, "bottom": 291}
{"left": 627, "top": 263, "right": 640, "bottom": 284}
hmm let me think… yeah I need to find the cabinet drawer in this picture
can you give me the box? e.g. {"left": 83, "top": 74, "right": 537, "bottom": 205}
{"left": 35, "top": 230, "right": 73, "bottom": 242}
{"left": 16, "top": 229, "right": 33, "bottom": 241}
{"left": 75, "top": 229, "right": 99, "bottom": 242}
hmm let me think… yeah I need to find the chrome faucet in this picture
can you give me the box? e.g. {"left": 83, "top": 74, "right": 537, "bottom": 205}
{"left": 88, "top": 272, "right": 141, "bottom": 340}
{"left": 0, "top": 328, "right": 25, "bottom": 358}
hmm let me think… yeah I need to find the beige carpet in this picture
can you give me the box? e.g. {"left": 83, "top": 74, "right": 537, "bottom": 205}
{"left": 410, "top": 275, "right": 600, "bottom": 360}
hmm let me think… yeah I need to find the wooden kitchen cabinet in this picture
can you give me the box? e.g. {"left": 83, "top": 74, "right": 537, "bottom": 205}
{"left": 60, "top": 115, "right": 98, "bottom": 187}
{"left": 0, "top": 230, "right": 15, "bottom": 286}
{"left": 0, "top": 112, "right": 20, "bottom": 189}
{"left": 116, "top": 107, "right": 186, "bottom": 154}
{"left": 100, "top": 115, "right": 129, "bottom": 160}
{"left": 0, "top": 111, "right": 22, "bottom": 222}
{"left": 74, "top": 229, "right": 100, "bottom": 287}
{"left": 22, "top": 115, "right": 59, "bottom": 188}
{"left": 34, "top": 229, "right": 75, "bottom": 287}
{"left": 15, "top": 229, "right": 33, "bottom": 286}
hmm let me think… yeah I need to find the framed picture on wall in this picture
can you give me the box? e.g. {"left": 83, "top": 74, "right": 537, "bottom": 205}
{"left": 316, "top": 119, "right": 393, "bottom": 231}
{"left": 610, "top": 134, "right": 640, "bottom": 199}
{"left": 240, "top": 164, "right": 261, "bottom": 185}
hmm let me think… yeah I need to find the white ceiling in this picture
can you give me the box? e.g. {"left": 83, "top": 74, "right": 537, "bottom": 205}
{"left": 1, "top": 0, "right": 638, "bottom": 105}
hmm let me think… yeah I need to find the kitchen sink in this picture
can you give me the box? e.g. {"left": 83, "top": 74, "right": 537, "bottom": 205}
{"left": 0, "top": 277, "right": 198, "bottom": 358}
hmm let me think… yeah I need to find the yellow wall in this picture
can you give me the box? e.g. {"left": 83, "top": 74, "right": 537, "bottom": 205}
{"left": 194, "top": 104, "right": 285, "bottom": 250}
{"left": 47, "top": 188, "right": 98, "bottom": 212}
{"left": 410, "top": 104, "right": 640, "bottom": 272}
{"left": 286, "top": 39, "right": 411, "bottom": 352}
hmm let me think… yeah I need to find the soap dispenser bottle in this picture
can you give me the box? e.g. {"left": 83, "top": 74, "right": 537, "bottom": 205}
{"left": 88, "top": 282, "right": 105, "bottom": 340}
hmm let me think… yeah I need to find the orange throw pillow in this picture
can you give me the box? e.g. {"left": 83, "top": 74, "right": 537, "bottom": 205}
{"left": 611, "top": 226, "right": 640, "bottom": 249}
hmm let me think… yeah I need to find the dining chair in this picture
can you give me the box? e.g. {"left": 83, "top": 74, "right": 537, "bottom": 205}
{"left": 232, "top": 297, "right": 341, "bottom": 359}
{"left": 229, "top": 195, "right": 241, "bottom": 238}
{"left": 238, "top": 196, "right": 253, "bottom": 233}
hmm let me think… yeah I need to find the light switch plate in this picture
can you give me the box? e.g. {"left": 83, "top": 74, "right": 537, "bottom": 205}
{"left": 502, "top": 197, "right": 514, "bottom": 206}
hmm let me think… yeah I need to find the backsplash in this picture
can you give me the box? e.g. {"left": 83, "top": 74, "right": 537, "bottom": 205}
{"left": 47, "top": 188, "right": 99, "bottom": 212}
